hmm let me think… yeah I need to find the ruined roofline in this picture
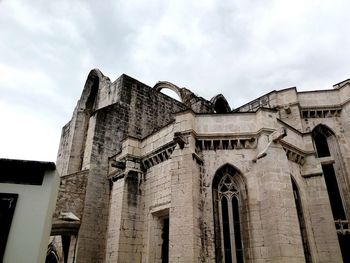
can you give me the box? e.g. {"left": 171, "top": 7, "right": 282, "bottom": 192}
{"left": 109, "top": 106, "right": 278, "bottom": 151}
{"left": 234, "top": 78, "right": 350, "bottom": 111}
{"left": 333, "top": 78, "right": 350, "bottom": 89}
{"left": 82, "top": 69, "right": 232, "bottom": 113}
{"left": 175, "top": 106, "right": 277, "bottom": 117}
{"left": 233, "top": 87, "right": 296, "bottom": 111}
{"left": 77, "top": 69, "right": 187, "bottom": 111}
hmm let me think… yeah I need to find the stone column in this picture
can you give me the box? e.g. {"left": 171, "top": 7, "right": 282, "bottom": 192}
{"left": 253, "top": 142, "right": 305, "bottom": 262}
{"left": 169, "top": 134, "right": 202, "bottom": 263}
{"left": 306, "top": 175, "right": 343, "bottom": 262}
{"left": 105, "top": 178, "right": 125, "bottom": 262}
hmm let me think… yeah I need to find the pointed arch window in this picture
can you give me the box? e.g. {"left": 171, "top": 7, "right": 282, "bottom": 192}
{"left": 312, "top": 124, "right": 350, "bottom": 262}
{"left": 312, "top": 125, "right": 346, "bottom": 220}
{"left": 213, "top": 165, "right": 246, "bottom": 263}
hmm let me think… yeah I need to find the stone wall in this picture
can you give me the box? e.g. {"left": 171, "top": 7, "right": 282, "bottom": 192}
{"left": 54, "top": 73, "right": 350, "bottom": 262}
{"left": 55, "top": 72, "right": 193, "bottom": 262}
{"left": 53, "top": 170, "right": 88, "bottom": 220}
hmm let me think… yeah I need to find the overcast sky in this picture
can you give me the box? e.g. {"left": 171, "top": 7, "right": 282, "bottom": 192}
{"left": 0, "top": 0, "right": 349, "bottom": 162}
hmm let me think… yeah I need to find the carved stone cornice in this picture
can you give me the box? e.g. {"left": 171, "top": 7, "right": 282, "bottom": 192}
{"left": 141, "top": 142, "right": 176, "bottom": 170}
{"left": 280, "top": 141, "right": 306, "bottom": 165}
{"left": 301, "top": 107, "right": 342, "bottom": 119}
{"left": 195, "top": 137, "right": 258, "bottom": 151}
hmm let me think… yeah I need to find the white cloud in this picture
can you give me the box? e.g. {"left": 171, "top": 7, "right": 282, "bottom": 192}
{"left": 0, "top": 101, "right": 59, "bottom": 161}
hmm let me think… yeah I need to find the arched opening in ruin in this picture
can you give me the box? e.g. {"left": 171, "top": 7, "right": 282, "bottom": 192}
{"left": 77, "top": 70, "right": 100, "bottom": 171}
{"left": 85, "top": 77, "right": 99, "bottom": 113}
{"left": 211, "top": 94, "right": 231, "bottom": 113}
{"left": 212, "top": 164, "right": 246, "bottom": 263}
{"left": 153, "top": 81, "right": 183, "bottom": 102}
{"left": 160, "top": 88, "right": 182, "bottom": 102}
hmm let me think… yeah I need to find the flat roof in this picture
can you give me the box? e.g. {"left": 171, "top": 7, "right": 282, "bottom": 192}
{"left": 0, "top": 158, "right": 55, "bottom": 185}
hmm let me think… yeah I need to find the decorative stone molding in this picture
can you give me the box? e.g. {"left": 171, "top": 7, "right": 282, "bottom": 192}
{"left": 195, "top": 137, "right": 257, "bottom": 151}
{"left": 173, "top": 132, "right": 187, "bottom": 149}
{"left": 111, "top": 160, "right": 126, "bottom": 169}
{"left": 281, "top": 142, "right": 306, "bottom": 165}
{"left": 335, "top": 220, "right": 350, "bottom": 235}
{"left": 109, "top": 155, "right": 142, "bottom": 182}
{"left": 141, "top": 142, "right": 176, "bottom": 170}
{"left": 301, "top": 107, "right": 342, "bottom": 119}
{"left": 253, "top": 128, "right": 287, "bottom": 162}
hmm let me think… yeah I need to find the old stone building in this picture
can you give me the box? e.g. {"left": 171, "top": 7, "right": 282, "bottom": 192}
{"left": 50, "top": 69, "right": 350, "bottom": 262}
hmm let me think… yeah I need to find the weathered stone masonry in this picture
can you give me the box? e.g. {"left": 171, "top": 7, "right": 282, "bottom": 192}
{"left": 51, "top": 71, "right": 350, "bottom": 263}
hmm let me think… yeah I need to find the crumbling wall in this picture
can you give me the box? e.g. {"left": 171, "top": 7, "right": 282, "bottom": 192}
{"left": 53, "top": 170, "right": 88, "bottom": 220}
{"left": 60, "top": 73, "right": 190, "bottom": 262}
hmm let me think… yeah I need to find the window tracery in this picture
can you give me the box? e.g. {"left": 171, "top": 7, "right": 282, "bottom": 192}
{"left": 213, "top": 165, "right": 245, "bottom": 263}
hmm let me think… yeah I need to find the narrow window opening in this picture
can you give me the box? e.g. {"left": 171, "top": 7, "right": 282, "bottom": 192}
{"left": 338, "top": 234, "right": 350, "bottom": 262}
{"left": 232, "top": 197, "right": 243, "bottom": 263}
{"left": 161, "top": 218, "right": 169, "bottom": 263}
{"left": 322, "top": 164, "right": 346, "bottom": 220}
{"left": 221, "top": 197, "right": 232, "bottom": 263}
{"left": 314, "top": 132, "right": 330, "bottom": 157}
{"left": 61, "top": 235, "right": 71, "bottom": 263}
{"left": 291, "top": 179, "right": 312, "bottom": 263}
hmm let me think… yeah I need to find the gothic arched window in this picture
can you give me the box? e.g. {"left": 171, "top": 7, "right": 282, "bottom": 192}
{"left": 312, "top": 124, "right": 350, "bottom": 262}
{"left": 312, "top": 125, "right": 346, "bottom": 220}
{"left": 213, "top": 164, "right": 246, "bottom": 263}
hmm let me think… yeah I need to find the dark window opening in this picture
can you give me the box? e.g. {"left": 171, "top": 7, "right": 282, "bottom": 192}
{"left": 0, "top": 193, "right": 18, "bottom": 262}
{"left": 291, "top": 179, "right": 312, "bottom": 263}
{"left": 322, "top": 164, "right": 346, "bottom": 220}
{"left": 161, "top": 218, "right": 169, "bottom": 263}
{"left": 211, "top": 95, "right": 231, "bottom": 113}
{"left": 232, "top": 197, "right": 243, "bottom": 263}
{"left": 221, "top": 197, "right": 232, "bottom": 263}
{"left": 62, "top": 235, "right": 71, "bottom": 263}
{"left": 312, "top": 125, "right": 350, "bottom": 263}
{"left": 314, "top": 132, "right": 330, "bottom": 157}
{"left": 85, "top": 77, "right": 99, "bottom": 112}
{"left": 338, "top": 234, "right": 350, "bottom": 263}
{"left": 214, "top": 98, "right": 230, "bottom": 113}
{"left": 45, "top": 242, "right": 59, "bottom": 263}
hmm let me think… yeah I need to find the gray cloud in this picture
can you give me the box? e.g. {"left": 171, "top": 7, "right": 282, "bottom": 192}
{"left": 0, "top": 0, "right": 350, "bottom": 161}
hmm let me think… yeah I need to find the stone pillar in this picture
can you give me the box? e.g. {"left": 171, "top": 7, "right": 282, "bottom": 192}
{"left": 306, "top": 175, "right": 343, "bottom": 262}
{"left": 169, "top": 134, "right": 201, "bottom": 263}
{"left": 105, "top": 178, "right": 125, "bottom": 262}
{"left": 104, "top": 171, "right": 144, "bottom": 263}
{"left": 253, "top": 142, "right": 305, "bottom": 262}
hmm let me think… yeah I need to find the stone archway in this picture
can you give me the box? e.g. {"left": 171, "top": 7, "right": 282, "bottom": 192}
{"left": 153, "top": 81, "right": 183, "bottom": 102}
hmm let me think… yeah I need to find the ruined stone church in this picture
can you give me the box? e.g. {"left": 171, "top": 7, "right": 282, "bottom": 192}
{"left": 50, "top": 69, "right": 350, "bottom": 263}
